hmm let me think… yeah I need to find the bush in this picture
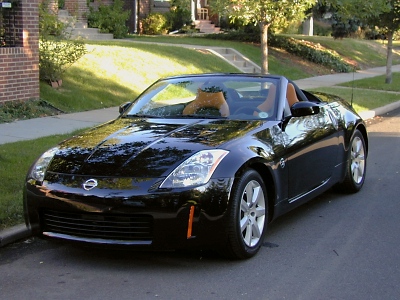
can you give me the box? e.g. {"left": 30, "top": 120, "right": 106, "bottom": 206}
{"left": 141, "top": 13, "right": 168, "bottom": 35}
{"left": 166, "top": 1, "right": 192, "bottom": 32}
{"left": 58, "top": 0, "right": 65, "bottom": 9}
{"left": 269, "top": 35, "right": 353, "bottom": 72}
{"left": 87, "top": 0, "right": 130, "bottom": 38}
{"left": 331, "top": 16, "right": 361, "bottom": 39}
{"left": 39, "top": 1, "right": 87, "bottom": 82}
{"left": 39, "top": 38, "right": 87, "bottom": 82}
{"left": 204, "top": 26, "right": 261, "bottom": 43}
{"left": 0, "top": 99, "right": 62, "bottom": 124}
{"left": 39, "top": 0, "right": 65, "bottom": 37}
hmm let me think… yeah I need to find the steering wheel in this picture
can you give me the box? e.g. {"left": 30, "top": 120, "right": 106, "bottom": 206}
{"left": 234, "top": 107, "right": 269, "bottom": 118}
{"left": 234, "top": 106, "right": 258, "bottom": 115}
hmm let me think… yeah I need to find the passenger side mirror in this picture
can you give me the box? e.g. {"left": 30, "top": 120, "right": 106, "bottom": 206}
{"left": 290, "top": 101, "right": 320, "bottom": 117}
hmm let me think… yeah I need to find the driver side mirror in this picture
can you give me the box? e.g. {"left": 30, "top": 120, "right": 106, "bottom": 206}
{"left": 119, "top": 102, "right": 131, "bottom": 114}
{"left": 291, "top": 101, "right": 320, "bottom": 117}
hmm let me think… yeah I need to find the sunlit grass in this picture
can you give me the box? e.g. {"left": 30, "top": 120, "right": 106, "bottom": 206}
{"left": 40, "top": 42, "right": 239, "bottom": 113}
{"left": 311, "top": 86, "right": 400, "bottom": 112}
{"left": 287, "top": 35, "right": 400, "bottom": 68}
{"left": 119, "top": 36, "right": 316, "bottom": 79}
{"left": 338, "top": 72, "right": 400, "bottom": 92}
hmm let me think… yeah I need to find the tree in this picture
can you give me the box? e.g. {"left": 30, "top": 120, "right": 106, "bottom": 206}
{"left": 321, "top": 0, "right": 390, "bottom": 19}
{"left": 367, "top": 1, "right": 400, "bottom": 83}
{"left": 211, "top": 0, "right": 317, "bottom": 74}
{"left": 322, "top": 0, "right": 398, "bottom": 83}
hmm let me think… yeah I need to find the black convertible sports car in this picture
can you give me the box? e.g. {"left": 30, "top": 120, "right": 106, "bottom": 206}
{"left": 24, "top": 74, "right": 368, "bottom": 259}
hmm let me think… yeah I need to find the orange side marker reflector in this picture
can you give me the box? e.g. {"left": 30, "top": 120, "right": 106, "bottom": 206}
{"left": 187, "top": 205, "right": 195, "bottom": 239}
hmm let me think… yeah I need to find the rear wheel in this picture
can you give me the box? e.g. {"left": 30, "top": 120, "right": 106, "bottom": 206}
{"left": 338, "top": 130, "right": 367, "bottom": 193}
{"left": 224, "top": 169, "right": 268, "bottom": 259}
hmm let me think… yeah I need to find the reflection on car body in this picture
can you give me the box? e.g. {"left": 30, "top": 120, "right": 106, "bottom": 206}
{"left": 24, "top": 74, "right": 368, "bottom": 259}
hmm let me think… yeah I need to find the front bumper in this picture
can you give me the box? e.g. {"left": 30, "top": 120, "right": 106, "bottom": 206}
{"left": 24, "top": 176, "right": 233, "bottom": 250}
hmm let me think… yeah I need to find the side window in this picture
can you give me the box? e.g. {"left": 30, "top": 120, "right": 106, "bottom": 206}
{"left": 1, "top": 2, "right": 23, "bottom": 48}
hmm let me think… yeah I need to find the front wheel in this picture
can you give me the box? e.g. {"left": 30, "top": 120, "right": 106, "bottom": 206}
{"left": 224, "top": 169, "right": 268, "bottom": 259}
{"left": 338, "top": 129, "right": 367, "bottom": 193}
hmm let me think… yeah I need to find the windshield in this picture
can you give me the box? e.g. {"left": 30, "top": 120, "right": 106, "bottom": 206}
{"left": 123, "top": 75, "right": 279, "bottom": 120}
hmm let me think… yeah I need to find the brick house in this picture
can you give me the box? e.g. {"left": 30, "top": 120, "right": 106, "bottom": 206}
{"left": 0, "top": 0, "right": 40, "bottom": 103}
{"left": 61, "top": 0, "right": 169, "bottom": 33}
{"left": 63, "top": 0, "right": 214, "bottom": 33}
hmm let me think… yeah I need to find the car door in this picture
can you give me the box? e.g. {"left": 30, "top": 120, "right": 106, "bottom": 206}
{"left": 282, "top": 103, "right": 339, "bottom": 200}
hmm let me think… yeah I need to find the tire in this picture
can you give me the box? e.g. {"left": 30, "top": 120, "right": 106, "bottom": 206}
{"left": 338, "top": 130, "right": 367, "bottom": 193}
{"left": 224, "top": 169, "right": 268, "bottom": 259}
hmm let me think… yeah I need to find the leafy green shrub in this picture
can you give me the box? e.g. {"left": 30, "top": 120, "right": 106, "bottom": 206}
{"left": 0, "top": 99, "right": 62, "bottom": 124}
{"left": 313, "top": 20, "right": 332, "bottom": 37}
{"left": 39, "top": 38, "right": 87, "bottom": 82}
{"left": 87, "top": 0, "right": 130, "bottom": 38}
{"left": 269, "top": 35, "right": 353, "bottom": 72}
{"left": 204, "top": 29, "right": 260, "bottom": 43}
{"left": 39, "top": 0, "right": 65, "bottom": 37}
{"left": 141, "top": 13, "right": 168, "bottom": 35}
{"left": 166, "top": 1, "right": 192, "bottom": 32}
{"left": 58, "top": 0, "right": 65, "bottom": 9}
{"left": 331, "top": 16, "right": 361, "bottom": 39}
{"left": 39, "top": 1, "right": 87, "bottom": 82}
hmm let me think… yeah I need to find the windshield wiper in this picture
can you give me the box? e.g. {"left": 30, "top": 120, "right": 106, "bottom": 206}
{"left": 181, "top": 114, "right": 226, "bottom": 119}
{"left": 124, "top": 114, "right": 159, "bottom": 119}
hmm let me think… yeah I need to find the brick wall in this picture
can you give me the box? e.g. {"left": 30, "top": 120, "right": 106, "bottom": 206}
{"left": 63, "top": 0, "right": 89, "bottom": 22}
{"left": 0, "top": 0, "right": 40, "bottom": 103}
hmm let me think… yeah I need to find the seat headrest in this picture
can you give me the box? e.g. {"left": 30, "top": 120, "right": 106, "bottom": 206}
{"left": 183, "top": 90, "right": 230, "bottom": 117}
{"left": 287, "top": 83, "right": 299, "bottom": 107}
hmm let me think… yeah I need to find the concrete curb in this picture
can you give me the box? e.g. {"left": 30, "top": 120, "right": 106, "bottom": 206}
{"left": 0, "top": 224, "right": 31, "bottom": 247}
{"left": 358, "top": 100, "right": 400, "bottom": 120}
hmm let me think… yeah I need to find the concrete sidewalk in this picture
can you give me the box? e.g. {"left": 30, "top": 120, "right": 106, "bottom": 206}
{"left": 0, "top": 106, "right": 119, "bottom": 145}
{"left": 2, "top": 66, "right": 400, "bottom": 247}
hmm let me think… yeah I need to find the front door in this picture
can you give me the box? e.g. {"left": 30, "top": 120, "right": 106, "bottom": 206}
{"left": 283, "top": 106, "right": 339, "bottom": 200}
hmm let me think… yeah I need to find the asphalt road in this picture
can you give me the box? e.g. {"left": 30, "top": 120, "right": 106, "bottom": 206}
{"left": 0, "top": 109, "right": 399, "bottom": 300}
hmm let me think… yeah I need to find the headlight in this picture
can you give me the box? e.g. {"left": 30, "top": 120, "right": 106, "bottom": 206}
{"left": 28, "top": 147, "right": 59, "bottom": 182}
{"left": 160, "top": 150, "right": 229, "bottom": 188}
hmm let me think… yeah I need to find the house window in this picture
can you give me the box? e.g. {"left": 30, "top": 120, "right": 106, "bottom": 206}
{"left": 1, "top": 1, "right": 22, "bottom": 47}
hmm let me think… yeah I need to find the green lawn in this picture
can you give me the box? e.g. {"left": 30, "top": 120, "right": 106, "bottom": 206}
{"left": 311, "top": 86, "right": 400, "bottom": 112}
{"left": 288, "top": 35, "right": 400, "bottom": 69}
{"left": 338, "top": 72, "right": 400, "bottom": 92}
{"left": 40, "top": 42, "right": 240, "bottom": 113}
{"left": 315, "top": 72, "right": 400, "bottom": 112}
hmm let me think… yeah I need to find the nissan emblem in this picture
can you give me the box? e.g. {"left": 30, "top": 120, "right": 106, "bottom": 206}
{"left": 82, "top": 179, "right": 98, "bottom": 191}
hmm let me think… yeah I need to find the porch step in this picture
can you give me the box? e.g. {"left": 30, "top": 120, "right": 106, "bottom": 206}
{"left": 58, "top": 9, "right": 114, "bottom": 40}
{"left": 210, "top": 48, "right": 261, "bottom": 73}
{"left": 194, "top": 20, "right": 220, "bottom": 34}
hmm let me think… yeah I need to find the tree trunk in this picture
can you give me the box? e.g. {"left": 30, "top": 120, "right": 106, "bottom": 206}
{"left": 259, "top": 22, "right": 270, "bottom": 74}
{"left": 385, "top": 31, "right": 393, "bottom": 84}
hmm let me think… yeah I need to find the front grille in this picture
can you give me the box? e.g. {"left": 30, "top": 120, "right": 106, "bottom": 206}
{"left": 41, "top": 210, "right": 153, "bottom": 242}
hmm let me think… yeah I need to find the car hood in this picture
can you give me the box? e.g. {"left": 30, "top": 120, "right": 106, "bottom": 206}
{"left": 47, "top": 118, "right": 261, "bottom": 177}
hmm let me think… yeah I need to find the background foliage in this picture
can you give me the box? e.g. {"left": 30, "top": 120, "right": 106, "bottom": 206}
{"left": 39, "top": 0, "right": 87, "bottom": 82}
{"left": 87, "top": 0, "right": 130, "bottom": 38}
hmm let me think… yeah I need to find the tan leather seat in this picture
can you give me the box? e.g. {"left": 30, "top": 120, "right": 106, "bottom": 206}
{"left": 183, "top": 89, "right": 230, "bottom": 117}
{"left": 287, "top": 83, "right": 299, "bottom": 107}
